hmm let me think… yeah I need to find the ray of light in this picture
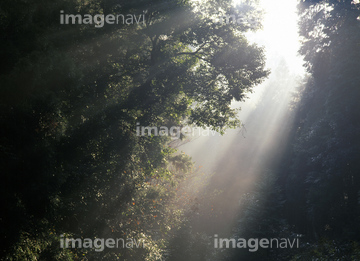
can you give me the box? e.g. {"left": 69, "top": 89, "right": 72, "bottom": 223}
{"left": 178, "top": 0, "right": 306, "bottom": 238}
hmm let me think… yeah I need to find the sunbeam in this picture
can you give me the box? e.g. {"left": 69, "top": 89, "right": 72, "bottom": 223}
{"left": 8, "top": 0, "right": 360, "bottom": 259}
{"left": 178, "top": 0, "right": 306, "bottom": 252}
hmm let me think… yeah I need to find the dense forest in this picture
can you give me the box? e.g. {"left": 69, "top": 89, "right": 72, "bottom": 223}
{"left": 0, "top": 0, "right": 359, "bottom": 260}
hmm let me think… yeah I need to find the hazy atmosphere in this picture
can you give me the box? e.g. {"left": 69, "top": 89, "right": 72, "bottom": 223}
{"left": 1, "top": 0, "right": 360, "bottom": 260}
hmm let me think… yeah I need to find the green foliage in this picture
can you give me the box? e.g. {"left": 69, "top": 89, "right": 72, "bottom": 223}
{"left": 270, "top": 0, "right": 360, "bottom": 252}
{"left": 0, "top": 0, "right": 268, "bottom": 259}
{"left": 290, "top": 238, "right": 360, "bottom": 261}
{"left": 237, "top": 171, "right": 285, "bottom": 238}
{"left": 5, "top": 231, "right": 75, "bottom": 261}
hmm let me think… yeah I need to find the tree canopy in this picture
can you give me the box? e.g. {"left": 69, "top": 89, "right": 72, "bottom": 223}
{"left": 0, "top": 0, "right": 268, "bottom": 260}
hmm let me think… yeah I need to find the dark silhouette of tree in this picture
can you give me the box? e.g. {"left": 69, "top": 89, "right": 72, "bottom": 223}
{"left": 0, "top": 0, "right": 268, "bottom": 259}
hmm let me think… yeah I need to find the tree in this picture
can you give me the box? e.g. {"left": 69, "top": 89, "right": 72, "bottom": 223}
{"left": 277, "top": 0, "right": 360, "bottom": 247}
{"left": 0, "top": 0, "right": 268, "bottom": 259}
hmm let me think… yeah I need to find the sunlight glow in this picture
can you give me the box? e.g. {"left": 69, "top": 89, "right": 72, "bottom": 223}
{"left": 180, "top": 0, "right": 306, "bottom": 234}
{"left": 243, "top": 0, "right": 305, "bottom": 75}
{"left": 182, "top": 0, "right": 306, "bottom": 169}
